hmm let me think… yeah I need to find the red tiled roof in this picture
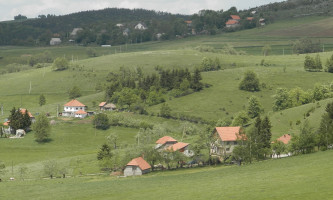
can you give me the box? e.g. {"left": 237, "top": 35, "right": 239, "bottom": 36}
{"left": 215, "top": 127, "right": 245, "bottom": 141}
{"left": 185, "top": 20, "right": 192, "bottom": 24}
{"left": 64, "top": 99, "right": 85, "bottom": 107}
{"left": 277, "top": 134, "right": 292, "bottom": 144}
{"left": 3, "top": 120, "right": 10, "bottom": 126}
{"left": 20, "top": 109, "right": 33, "bottom": 118}
{"left": 167, "top": 142, "right": 189, "bottom": 151}
{"left": 230, "top": 15, "right": 240, "bottom": 20}
{"left": 156, "top": 136, "right": 177, "bottom": 144}
{"left": 75, "top": 110, "right": 87, "bottom": 114}
{"left": 226, "top": 20, "right": 239, "bottom": 25}
{"left": 99, "top": 102, "right": 107, "bottom": 107}
{"left": 247, "top": 17, "right": 254, "bottom": 20}
{"left": 127, "top": 157, "right": 151, "bottom": 171}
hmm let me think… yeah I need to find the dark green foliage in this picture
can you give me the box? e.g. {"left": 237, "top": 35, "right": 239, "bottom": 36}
{"left": 325, "top": 54, "right": 333, "bottom": 73}
{"left": 304, "top": 54, "right": 322, "bottom": 72}
{"left": 247, "top": 96, "right": 263, "bottom": 118}
{"left": 32, "top": 114, "right": 51, "bottom": 142}
{"left": 93, "top": 113, "right": 110, "bottom": 130}
{"left": 304, "top": 55, "right": 315, "bottom": 71}
{"left": 200, "top": 57, "right": 221, "bottom": 71}
{"left": 39, "top": 94, "right": 46, "bottom": 106}
{"left": 8, "top": 107, "right": 31, "bottom": 131}
{"left": 160, "top": 103, "right": 172, "bottom": 118}
{"left": 273, "top": 88, "right": 292, "bottom": 111}
{"left": 14, "top": 14, "right": 27, "bottom": 20}
{"left": 97, "top": 144, "right": 112, "bottom": 160}
{"left": 317, "top": 102, "right": 333, "bottom": 149}
{"left": 52, "top": 57, "right": 69, "bottom": 71}
{"left": 239, "top": 70, "right": 260, "bottom": 92}
{"left": 191, "top": 68, "right": 203, "bottom": 91}
{"left": 293, "top": 38, "right": 321, "bottom": 54}
{"left": 290, "top": 121, "right": 316, "bottom": 154}
{"left": 68, "top": 86, "right": 82, "bottom": 99}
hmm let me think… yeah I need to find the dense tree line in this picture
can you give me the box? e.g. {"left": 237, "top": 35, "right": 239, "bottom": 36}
{"left": 104, "top": 67, "right": 204, "bottom": 112}
{"left": 273, "top": 83, "right": 333, "bottom": 111}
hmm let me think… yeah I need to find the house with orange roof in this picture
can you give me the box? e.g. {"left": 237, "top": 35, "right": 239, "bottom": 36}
{"left": 155, "top": 136, "right": 178, "bottom": 150}
{"left": 62, "top": 99, "right": 87, "bottom": 118}
{"left": 167, "top": 142, "right": 194, "bottom": 157}
{"left": 272, "top": 134, "right": 292, "bottom": 158}
{"left": 276, "top": 134, "right": 292, "bottom": 144}
{"left": 211, "top": 127, "right": 246, "bottom": 157}
{"left": 226, "top": 15, "right": 241, "bottom": 28}
{"left": 124, "top": 157, "right": 151, "bottom": 176}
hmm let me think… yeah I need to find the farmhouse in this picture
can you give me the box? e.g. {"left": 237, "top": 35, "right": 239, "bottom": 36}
{"left": 50, "top": 38, "right": 61, "bottom": 46}
{"left": 124, "top": 157, "right": 151, "bottom": 176}
{"left": 135, "top": 23, "right": 147, "bottom": 30}
{"left": 167, "top": 142, "right": 193, "bottom": 157}
{"left": 211, "top": 127, "right": 245, "bottom": 158}
{"left": 99, "top": 102, "right": 116, "bottom": 111}
{"left": 226, "top": 15, "right": 241, "bottom": 28}
{"left": 62, "top": 99, "right": 87, "bottom": 118}
{"left": 276, "top": 134, "right": 292, "bottom": 144}
{"left": 155, "top": 136, "right": 178, "bottom": 150}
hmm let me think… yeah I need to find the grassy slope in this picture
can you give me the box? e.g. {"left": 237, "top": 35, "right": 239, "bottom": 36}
{"left": 1, "top": 150, "right": 332, "bottom": 199}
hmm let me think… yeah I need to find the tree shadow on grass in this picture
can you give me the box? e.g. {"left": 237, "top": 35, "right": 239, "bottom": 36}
{"left": 35, "top": 138, "right": 53, "bottom": 144}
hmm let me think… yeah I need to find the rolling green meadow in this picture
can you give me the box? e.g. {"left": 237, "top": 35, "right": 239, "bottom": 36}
{"left": 0, "top": 15, "right": 333, "bottom": 199}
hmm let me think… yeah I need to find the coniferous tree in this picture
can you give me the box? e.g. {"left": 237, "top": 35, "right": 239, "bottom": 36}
{"left": 39, "top": 94, "right": 46, "bottom": 106}
{"left": 191, "top": 68, "right": 203, "bottom": 91}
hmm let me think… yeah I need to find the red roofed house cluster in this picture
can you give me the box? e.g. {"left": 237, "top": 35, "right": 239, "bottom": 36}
{"left": 155, "top": 136, "right": 193, "bottom": 157}
{"left": 124, "top": 156, "right": 151, "bottom": 176}
{"left": 211, "top": 127, "right": 246, "bottom": 158}
{"left": 226, "top": 15, "right": 241, "bottom": 28}
{"left": 62, "top": 99, "right": 87, "bottom": 118}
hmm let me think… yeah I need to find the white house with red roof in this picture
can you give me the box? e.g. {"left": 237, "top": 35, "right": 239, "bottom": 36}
{"left": 124, "top": 157, "right": 151, "bottom": 176}
{"left": 62, "top": 99, "right": 87, "bottom": 118}
{"left": 155, "top": 136, "right": 178, "bottom": 150}
{"left": 211, "top": 127, "right": 246, "bottom": 157}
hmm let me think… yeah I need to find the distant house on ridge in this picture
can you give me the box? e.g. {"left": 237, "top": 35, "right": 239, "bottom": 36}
{"left": 135, "top": 23, "right": 147, "bottom": 30}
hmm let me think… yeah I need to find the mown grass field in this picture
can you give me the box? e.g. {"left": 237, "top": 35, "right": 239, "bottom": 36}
{"left": 1, "top": 150, "right": 332, "bottom": 200}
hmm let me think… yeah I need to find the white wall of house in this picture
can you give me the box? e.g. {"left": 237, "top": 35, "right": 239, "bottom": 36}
{"left": 64, "top": 106, "right": 85, "bottom": 112}
{"left": 75, "top": 113, "right": 87, "bottom": 118}
{"left": 124, "top": 166, "right": 143, "bottom": 176}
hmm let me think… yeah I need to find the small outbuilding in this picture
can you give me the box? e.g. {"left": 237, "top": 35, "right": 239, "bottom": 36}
{"left": 99, "top": 102, "right": 116, "bottom": 111}
{"left": 124, "top": 157, "right": 151, "bottom": 176}
{"left": 50, "top": 38, "right": 61, "bottom": 46}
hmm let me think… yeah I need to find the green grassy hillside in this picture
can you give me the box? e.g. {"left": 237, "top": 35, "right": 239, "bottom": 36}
{"left": 0, "top": 15, "right": 333, "bottom": 199}
{"left": 1, "top": 150, "right": 332, "bottom": 200}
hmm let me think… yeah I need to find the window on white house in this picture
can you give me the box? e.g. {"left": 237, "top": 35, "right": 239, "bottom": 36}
{"left": 226, "top": 148, "right": 230, "bottom": 151}
{"left": 80, "top": 107, "right": 82, "bottom": 110}
{"left": 234, "top": 141, "right": 238, "bottom": 145}
{"left": 76, "top": 108, "right": 78, "bottom": 110}
{"left": 226, "top": 141, "right": 230, "bottom": 145}
{"left": 66, "top": 107, "right": 68, "bottom": 109}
